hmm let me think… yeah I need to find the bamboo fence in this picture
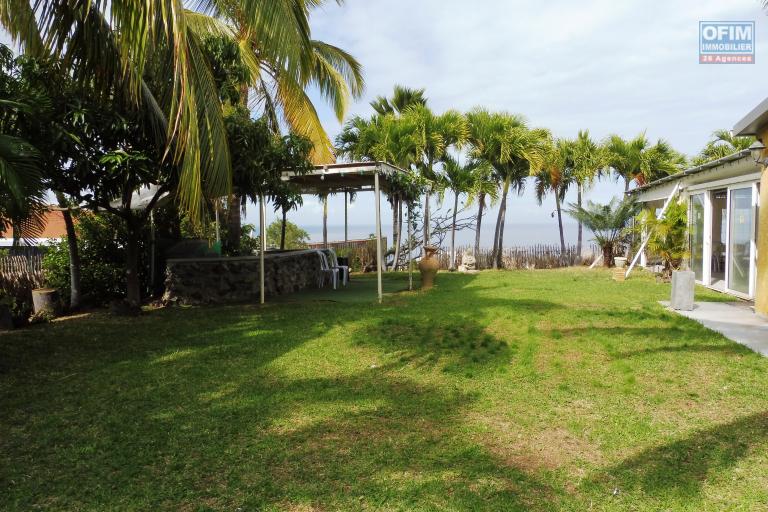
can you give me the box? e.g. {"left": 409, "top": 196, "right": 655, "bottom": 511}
{"left": 0, "top": 254, "right": 45, "bottom": 301}
{"left": 438, "top": 244, "right": 599, "bottom": 270}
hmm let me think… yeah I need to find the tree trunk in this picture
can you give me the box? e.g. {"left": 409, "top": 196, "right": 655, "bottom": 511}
{"left": 493, "top": 178, "right": 510, "bottom": 270}
{"left": 280, "top": 209, "right": 287, "bottom": 250}
{"left": 555, "top": 187, "right": 565, "bottom": 253}
{"left": 125, "top": 223, "right": 141, "bottom": 307}
{"left": 226, "top": 193, "right": 242, "bottom": 255}
{"left": 55, "top": 192, "right": 81, "bottom": 310}
{"left": 450, "top": 192, "right": 458, "bottom": 270}
{"left": 576, "top": 183, "right": 583, "bottom": 257}
{"left": 602, "top": 243, "right": 614, "bottom": 268}
{"left": 322, "top": 194, "right": 328, "bottom": 247}
{"left": 392, "top": 199, "right": 403, "bottom": 271}
{"left": 475, "top": 192, "right": 484, "bottom": 262}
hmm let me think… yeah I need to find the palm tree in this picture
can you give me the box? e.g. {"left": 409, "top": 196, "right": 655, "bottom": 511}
{"left": 370, "top": 85, "right": 427, "bottom": 116}
{"left": 186, "top": 1, "right": 365, "bottom": 164}
{"left": 466, "top": 108, "right": 548, "bottom": 269}
{"left": 606, "top": 133, "right": 686, "bottom": 191}
{"left": 566, "top": 197, "right": 639, "bottom": 268}
{"left": 272, "top": 185, "right": 303, "bottom": 250}
{"left": 693, "top": 129, "right": 754, "bottom": 165}
{"left": 570, "top": 130, "right": 606, "bottom": 256}
{"left": 0, "top": 134, "right": 45, "bottom": 241}
{"left": 441, "top": 156, "right": 478, "bottom": 270}
{"left": 405, "top": 105, "right": 468, "bottom": 248}
{"left": 535, "top": 138, "right": 575, "bottom": 253}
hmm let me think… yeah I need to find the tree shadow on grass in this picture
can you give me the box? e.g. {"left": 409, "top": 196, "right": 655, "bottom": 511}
{"left": 583, "top": 411, "right": 768, "bottom": 502}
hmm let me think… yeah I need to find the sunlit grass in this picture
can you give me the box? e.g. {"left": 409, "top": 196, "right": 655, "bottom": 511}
{"left": 1, "top": 269, "right": 766, "bottom": 511}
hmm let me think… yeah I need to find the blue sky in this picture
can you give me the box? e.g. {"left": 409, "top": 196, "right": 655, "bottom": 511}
{"left": 4, "top": 1, "right": 768, "bottom": 246}
{"left": 249, "top": 0, "right": 768, "bottom": 245}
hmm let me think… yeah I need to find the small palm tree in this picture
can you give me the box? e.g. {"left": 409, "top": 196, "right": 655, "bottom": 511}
{"left": 634, "top": 201, "right": 688, "bottom": 277}
{"left": 272, "top": 185, "right": 303, "bottom": 250}
{"left": 441, "top": 156, "right": 479, "bottom": 270}
{"left": 566, "top": 197, "right": 639, "bottom": 268}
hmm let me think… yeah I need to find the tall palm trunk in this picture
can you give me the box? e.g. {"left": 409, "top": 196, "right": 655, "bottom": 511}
{"left": 475, "top": 192, "right": 485, "bottom": 262}
{"left": 493, "top": 178, "right": 510, "bottom": 270}
{"left": 55, "top": 192, "right": 81, "bottom": 310}
{"left": 322, "top": 194, "right": 328, "bottom": 247}
{"left": 554, "top": 187, "right": 565, "bottom": 253}
{"left": 280, "top": 208, "right": 287, "bottom": 250}
{"left": 576, "top": 183, "right": 583, "bottom": 257}
{"left": 450, "top": 192, "right": 459, "bottom": 270}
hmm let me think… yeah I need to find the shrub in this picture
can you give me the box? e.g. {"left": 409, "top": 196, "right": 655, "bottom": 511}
{"left": 43, "top": 213, "right": 150, "bottom": 307}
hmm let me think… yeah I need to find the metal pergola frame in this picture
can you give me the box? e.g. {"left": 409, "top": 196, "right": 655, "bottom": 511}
{"left": 254, "top": 161, "right": 412, "bottom": 304}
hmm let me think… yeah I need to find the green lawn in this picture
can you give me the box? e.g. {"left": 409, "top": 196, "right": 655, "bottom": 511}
{"left": 2, "top": 269, "right": 767, "bottom": 511}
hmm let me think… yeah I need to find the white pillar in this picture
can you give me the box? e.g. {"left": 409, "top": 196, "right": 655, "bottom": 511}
{"left": 375, "top": 172, "right": 383, "bottom": 303}
{"left": 344, "top": 190, "right": 348, "bottom": 243}
{"left": 259, "top": 194, "right": 266, "bottom": 304}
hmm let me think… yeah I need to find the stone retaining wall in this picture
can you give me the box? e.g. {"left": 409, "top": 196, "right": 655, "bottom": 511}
{"left": 163, "top": 250, "right": 323, "bottom": 305}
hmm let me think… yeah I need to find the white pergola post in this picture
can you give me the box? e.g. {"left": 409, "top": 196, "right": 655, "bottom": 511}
{"left": 407, "top": 203, "right": 413, "bottom": 291}
{"left": 374, "top": 171, "right": 383, "bottom": 303}
{"left": 344, "top": 190, "right": 348, "bottom": 242}
{"left": 259, "top": 194, "right": 266, "bottom": 304}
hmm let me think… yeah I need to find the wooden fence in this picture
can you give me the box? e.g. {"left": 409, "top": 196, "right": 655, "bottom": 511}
{"left": 0, "top": 254, "right": 45, "bottom": 303}
{"left": 437, "top": 244, "right": 598, "bottom": 270}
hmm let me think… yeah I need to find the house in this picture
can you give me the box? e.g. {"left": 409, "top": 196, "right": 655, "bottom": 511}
{"left": 630, "top": 99, "right": 767, "bottom": 316}
{"left": 0, "top": 209, "right": 69, "bottom": 249}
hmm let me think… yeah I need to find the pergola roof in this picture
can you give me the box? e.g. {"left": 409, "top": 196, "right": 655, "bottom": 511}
{"left": 281, "top": 161, "right": 406, "bottom": 194}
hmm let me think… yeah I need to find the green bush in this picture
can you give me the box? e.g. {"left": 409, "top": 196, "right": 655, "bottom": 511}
{"left": 43, "top": 213, "right": 150, "bottom": 306}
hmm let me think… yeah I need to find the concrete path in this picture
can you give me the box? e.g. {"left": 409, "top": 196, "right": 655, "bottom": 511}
{"left": 660, "top": 301, "right": 768, "bottom": 356}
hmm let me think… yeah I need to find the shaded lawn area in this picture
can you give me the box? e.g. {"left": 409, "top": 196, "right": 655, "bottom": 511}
{"left": 2, "top": 269, "right": 768, "bottom": 511}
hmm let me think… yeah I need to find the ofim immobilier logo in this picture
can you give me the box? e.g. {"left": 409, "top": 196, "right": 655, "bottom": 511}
{"left": 699, "top": 21, "right": 754, "bottom": 64}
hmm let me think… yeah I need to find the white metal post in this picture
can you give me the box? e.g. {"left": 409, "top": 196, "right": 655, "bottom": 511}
{"left": 259, "top": 194, "right": 266, "bottom": 304}
{"left": 408, "top": 203, "right": 413, "bottom": 291}
{"left": 344, "top": 190, "right": 348, "bottom": 243}
{"left": 374, "top": 172, "right": 383, "bottom": 303}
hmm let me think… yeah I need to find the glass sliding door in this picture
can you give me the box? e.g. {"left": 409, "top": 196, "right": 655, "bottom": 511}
{"left": 689, "top": 194, "right": 705, "bottom": 281}
{"left": 728, "top": 188, "right": 754, "bottom": 294}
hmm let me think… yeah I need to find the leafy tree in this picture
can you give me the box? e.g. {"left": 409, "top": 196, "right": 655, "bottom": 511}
{"left": 272, "top": 184, "right": 304, "bottom": 250}
{"left": 266, "top": 220, "right": 309, "bottom": 249}
{"left": 567, "top": 197, "right": 640, "bottom": 268}
{"left": 441, "top": 156, "right": 480, "bottom": 269}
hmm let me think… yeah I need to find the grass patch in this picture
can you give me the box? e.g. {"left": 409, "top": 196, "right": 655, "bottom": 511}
{"left": 1, "top": 269, "right": 767, "bottom": 511}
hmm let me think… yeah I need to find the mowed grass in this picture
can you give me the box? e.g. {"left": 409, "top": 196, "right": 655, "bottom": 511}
{"left": 2, "top": 269, "right": 767, "bottom": 511}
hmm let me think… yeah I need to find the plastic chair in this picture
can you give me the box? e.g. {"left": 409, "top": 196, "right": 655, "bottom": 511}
{"left": 317, "top": 250, "right": 340, "bottom": 289}
{"left": 327, "top": 248, "right": 349, "bottom": 286}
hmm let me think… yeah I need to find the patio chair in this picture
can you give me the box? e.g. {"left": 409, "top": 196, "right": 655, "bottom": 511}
{"left": 327, "top": 248, "right": 349, "bottom": 286}
{"left": 317, "top": 250, "right": 340, "bottom": 289}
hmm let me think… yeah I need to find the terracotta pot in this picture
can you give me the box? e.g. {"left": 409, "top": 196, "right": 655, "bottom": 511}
{"left": 418, "top": 246, "right": 439, "bottom": 290}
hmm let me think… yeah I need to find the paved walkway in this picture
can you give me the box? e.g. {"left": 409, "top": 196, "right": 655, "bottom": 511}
{"left": 661, "top": 301, "right": 768, "bottom": 356}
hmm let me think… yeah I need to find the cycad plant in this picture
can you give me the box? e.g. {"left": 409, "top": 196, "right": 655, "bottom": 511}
{"left": 567, "top": 197, "right": 639, "bottom": 268}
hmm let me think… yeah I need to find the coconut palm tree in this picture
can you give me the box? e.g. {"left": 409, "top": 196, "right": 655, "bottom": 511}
{"left": 535, "top": 138, "right": 575, "bottom": 253}
{"left": 0, "top": 134, "right": 45, "bottom": 241}
{"left": 693, "top": 129, "right": 754, "bottom": 165}
{"left": 567, "top": 197, "right": 639, "bottom": 268}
